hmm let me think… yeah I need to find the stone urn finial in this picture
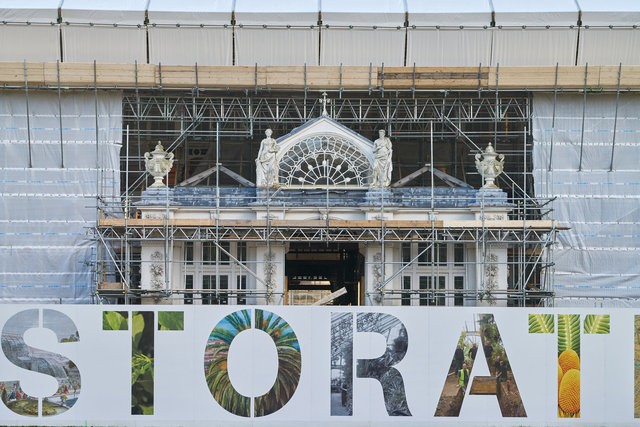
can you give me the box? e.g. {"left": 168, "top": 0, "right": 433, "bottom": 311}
{"left": 475, "top": 143, "right": 504, "bottom": 189}
{"left": 144, "top": 141, "right": 175, "bottom": 188}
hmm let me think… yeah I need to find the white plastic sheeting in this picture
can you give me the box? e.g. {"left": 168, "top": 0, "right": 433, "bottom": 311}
{"left": 236, "top": 28, "right": 317, "bottom": 66}
{"left": 320, "top": 0, "right": 405, "bottom": 66}
{"left": 577, "top": 0, "right": 640, "bottom": 26}
{"left": 147, "top": 0, "right": 233, "bottom": 66}
{"left": 492, "top": 0, "right": 579, "bottom": 27}
{"left": 149, "top": 27, "right": 232, "bottom": 66}
{"left": 321, "top": 28, "right": 405, "bottom": 66}
{"left": 0, "top": 1, "right": 60, "bottom": 62}
{"left": 407, "top": 29, "right": 491, "bottom": 67}
{"left": 0, "top": 25, "right": 61, "bottom": 62}
{"left": 406, "top": 0, "right": 491, "bottom": 27}
{"left": 62, "top": 26, "right": 146, "bottom": 64}
{"left": 492, "top": 28, "right": 578, "bottom": 66}
{"left": 147, "top": 0, "right": 232, "bottom": 25}
{"left": 0, "top": 90, "right": 122, "bottom": 303}
{"left": 61, "top": 0, "right": 146, "bottom": 64}
{"left": 321, "top": 0, "right": 405, "bottom": 27}
{"left": 235, "top": 0, "right": 317, "bottom": 26}
{"left": 532, "top": 93, "right": 640, "bottom": 307}
{"left": 577, "top": 28, "right": 640, "bottom": 65}
{"left": 61, "top": 0, "right": 147, "bottom": 25}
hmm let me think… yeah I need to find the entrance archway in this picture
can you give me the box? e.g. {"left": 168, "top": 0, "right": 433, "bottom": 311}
{"left": 285, "top": 243, "right": 363, "bottom": 305}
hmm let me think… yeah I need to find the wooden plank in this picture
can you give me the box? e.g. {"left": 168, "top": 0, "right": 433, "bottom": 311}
{"left": 99, "top": 218, "right": 560, "bottom": 229}
{"left": 3, "top": 63, "right": 640, "bottom": 90}
{"left": 469, "top": 376, "right": 497, "bottom": 395}
{"left": 311, "top": 287, "right": 348, "bottom": 305}
{"left": 98, "top": 282, "right": 125, "bottom": 290}
{"left": 489, "top": 66, "right": 599, "bottom": 89}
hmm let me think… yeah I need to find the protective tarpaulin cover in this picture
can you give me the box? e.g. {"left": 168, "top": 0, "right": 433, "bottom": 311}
{"left": 532, "top": 93, "right": 640, "bottom": 307}
{"left": 0, "top": 90, "right": 122, "bottom": 303}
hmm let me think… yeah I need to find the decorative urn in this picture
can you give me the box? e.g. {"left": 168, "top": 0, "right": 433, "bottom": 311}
{"left": 144, "top": 142, "right": 175, "bottom": 188}
{"left": 475, "top": 143, "right": 504, "bottom": 189}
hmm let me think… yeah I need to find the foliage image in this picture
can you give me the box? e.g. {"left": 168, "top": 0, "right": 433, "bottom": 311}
{"left": 204, "top": 310, "right": 252, "bottom": 417}
{"left": 131, "top": 311, "right": 155, "bottom": 415}
{"left": 529, "top": 314, "right": 554, "bottom": 334}
{"left": 557, "top": 314, "right": 580, "bottom": 418}
{"left": 203, "top": 309, "right": 302, "bottom": 417}
{"left": 254, "top": 309, "right": 302, "bottom": 417}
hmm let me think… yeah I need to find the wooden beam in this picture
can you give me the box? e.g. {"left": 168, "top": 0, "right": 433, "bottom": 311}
{"left": 5, "top": 62, "right": 640, "bottom": 90}
{"left": 391, "top": 164, "right": 472, "bottom": 188}
{"left": 312, "top": 287, "right": 347, "bottom": 305}
{"left": 219, "top": 165, "right": 255, "bottom": 187}
{"left": 391, "top": 165, "right": 430, "bottom": 187}
{"left": 177, "top": 165, "right": 254, "bottom": 187}
{"left": 99, "top": 218, "right": 563, "bottom": 230}
{"left": 177, "top": 166, "right": 217, "bottom": 187}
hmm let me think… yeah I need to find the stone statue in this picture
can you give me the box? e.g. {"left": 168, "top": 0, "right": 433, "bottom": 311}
{"left": 371, "top": 129, "right": 393, "bottom": 188}
{"left": 144, "top": 142, "right": 175, "bottom": 188}
{"left": 475, "top": 143, "right": 505, "bottom": 189}
{"left": 256, "top": 129, "right": 279, "bottom": 188}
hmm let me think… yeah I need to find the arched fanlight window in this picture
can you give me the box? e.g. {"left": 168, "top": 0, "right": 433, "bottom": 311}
{"left": 278, "top": 135, "right": 371, "bottom": 187}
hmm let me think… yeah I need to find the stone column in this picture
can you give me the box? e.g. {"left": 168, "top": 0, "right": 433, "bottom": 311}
{"left": 254, "top": 243, "right": 286, "bottom": 305}
{"left": 140, "top": 243, "right": 168, "bottom": 305}
{"left": 475, "top": 244, "right": 508, "bottom": 307}
{"left": 363, "top": 244, "right": 397, "bottom": 306}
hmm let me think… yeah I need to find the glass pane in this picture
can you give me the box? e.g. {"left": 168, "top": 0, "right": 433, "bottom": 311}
{"left": 202, "top": 242, "right": 214, "bottom": 265}
{"left": 402, "top": 276, "right": 411, "bottom": 306}
{"left": 184, "top": 275, "right": 193, "bottom": 305}
{"left": 419, "top": 276, "right": 429, "bottom": 306}
{"left": 220, "top": 242, "right": 230, "bottom": 264}
{"left": 417, "top": 243, "right": 429, "bottom": 265}
{"left": 437, "top": 244, "right": 447, "bottom": 265}
{"left": 237, "top": 275, "right": 247, "bottom": 305}
{"left": 454, "top": 276, "right": 464, "bottom": 306}
{"left": 454, "top": 244, "right": 464, "bottom": 266}
{"left": 237, "top": 242, "right": 247, "bottom": 262}
{"left": 401, "top": 243, "right": 411, "bottom": 265}
{"left": 202, "top": 275, "right": 212, "bottom": 305}
{"left": 436, "top": 276, "right": 446, "bottom": 306}
{"left": 203, "top": 242, "right": 230, "bottom": 264}
{"left": 184, "top": 242, "right": 193, "bottom": 264}
{"left": 218, "top": 276, "right": 229, "bottom": 305}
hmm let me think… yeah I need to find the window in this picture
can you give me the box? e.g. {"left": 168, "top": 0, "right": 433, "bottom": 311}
{"left": 437, "top": 244, "right": 447, "bottom": 266}
{"left": 184, "top": 275, "right": 193, "bottom": 305}
{"left": 402, "top": 276, "right": 411, "bottom": 306}
{"left": 419, "top": 276, "right": 429, "bottom": 306}
{"left": 202, "top": 275, "right": 229, "bottom": 305}
{"left": 434, "top": 276, "right": 446, "bottom": 306}
{"left": 237, "top": 242, "right": 247, "bottom": 262}
{"left": 402, "top": 243, "right": 411, "bottom": 265}
{"left": 237, "top": 275, "right": 247, "bottom": 305}
{"left": 454, "top": 276, "right": 464, "bottom": 306}
{"left": 202, "top": 241, "right": 230, "bottom": 265}
{"left": 184, "top": 242, "right": 193, "bottom": 264}
{"left": 400, "top": 243, "right": 466, "bottom": 306}
{"left": 417, "top": 243, "right": 430, "bottom": 265}
{"left": 454, "top": 244, "right": 464, "bottom": 266}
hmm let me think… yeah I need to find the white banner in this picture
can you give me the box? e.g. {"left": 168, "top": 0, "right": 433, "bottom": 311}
{"left": 0, "top": 306, "right": 635, "bottom": 425}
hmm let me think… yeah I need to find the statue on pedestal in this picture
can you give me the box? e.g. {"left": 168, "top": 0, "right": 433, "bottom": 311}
{"left": 475, "top": 143, "right": 505, "bottom": 189}
{"left": 144, "top": 142, "right": 175, "bottom": 188}
{"left": 256, "top": 129, "right": 279, "bottom": 188}
{"left": 371, "top": 129, "right": 393, "bottom": 188}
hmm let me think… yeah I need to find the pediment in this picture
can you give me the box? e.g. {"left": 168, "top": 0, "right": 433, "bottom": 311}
{"left": 274, "top": 116, "right": 375, "bottom": 188}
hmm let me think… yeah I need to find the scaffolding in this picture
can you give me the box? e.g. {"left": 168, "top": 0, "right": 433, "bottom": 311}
{"left": 84, "top": 85, "right": 557, "bottom": 307}
{"left": 0, "top": 63, "right": 570, "bottom": 306}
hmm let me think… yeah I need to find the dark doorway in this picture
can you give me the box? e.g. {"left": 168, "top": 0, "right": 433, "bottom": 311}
{"left": 286, "top": 243, "right": 363, "bottom": 305}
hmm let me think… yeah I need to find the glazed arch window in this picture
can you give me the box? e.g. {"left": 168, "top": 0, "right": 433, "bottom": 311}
{"left": 278, "top": 134, "right": 372, "bottom": 187}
